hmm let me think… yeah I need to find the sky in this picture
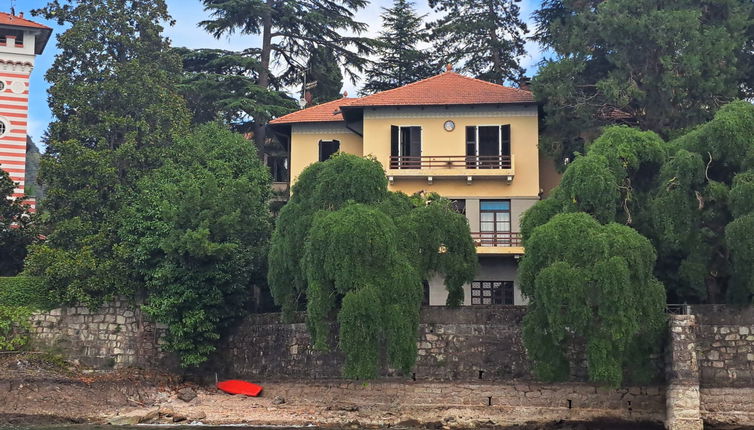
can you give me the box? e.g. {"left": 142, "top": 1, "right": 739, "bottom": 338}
{"left": 14, "top": 0, "right": 547, "bottom": 147}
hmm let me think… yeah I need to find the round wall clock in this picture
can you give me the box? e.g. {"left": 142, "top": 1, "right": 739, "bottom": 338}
{"left": 443, "top": 120, "right": 455, "bottom": 132}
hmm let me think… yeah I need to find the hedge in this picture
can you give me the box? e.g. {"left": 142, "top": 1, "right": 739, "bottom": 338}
{"left": 0, "top": 277, "right": 54, "bottom": 310}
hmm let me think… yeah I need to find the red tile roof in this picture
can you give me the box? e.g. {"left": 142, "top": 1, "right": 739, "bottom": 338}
{"left": 0, "top": 12, "right": 51, "bottom": 30}
{"left": 269, "top": 97, "right": 358, "bottom": 125}
{"left": 346, "top": 71, "right": 534, "bottom": 107}
{"left": 268, "top": 71, "right": 534, "bottom": 125}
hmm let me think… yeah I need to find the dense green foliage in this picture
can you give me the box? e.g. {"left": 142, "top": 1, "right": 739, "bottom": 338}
{"left": 175, "top": 47, "right": 297, "bottom": 133}
{"left": 28, "top": 0, "right": 190, "bottom": 306}
{"left": 305, "top": 46, "right": 344, "bottom": 105}
{"left": 520, "top": 213, "right": 666, "bottom": 387}
{"left": 200, "top": 0, "right": 374, "bottom": 146}
{"left": 117, "top": 124, "right": 272, "bottom": 366}
{"left": 269, "top": 154, "right": 476, "bottom": 378}
{"left": 0, "top": 277, "right": 52, "bottom": 310}
{"left": 649, "top": 101, "right": 754, "bottom": 303}
{"left": 0, "top": 305, "right": 33, "bottom": 351}
{"left": 428, "top": 0, "right": 528, "bottom": 84}
{"left": 521, "top": 101, "right": 754, "bottom": 385}
{"left": 0, "top": 170, "right": 37, "bottom": 277}
{"left": 361, "top": 0, "right": 435, "bottom": 94}
{"left": 532, "top": 0, "right": 754, "bottom": 164}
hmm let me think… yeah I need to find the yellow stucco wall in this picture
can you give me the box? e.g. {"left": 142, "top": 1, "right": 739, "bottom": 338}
{"left": 290, "top": 123, "right": 364, "bottom": 184}
{"left": 288, "top": 104, "right": 540, "bottom": 199}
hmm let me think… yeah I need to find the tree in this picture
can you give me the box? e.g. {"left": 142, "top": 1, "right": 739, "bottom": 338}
{"left": 305, "top": 46, "right": 344, "bottom": 105}
{"left": 520, "top": 212, "right": 666, "bottom": 387}
{"left": 521, "top": 100, "right": 754, "bottom": 309}
{"left": 428, "top": 0, "right": 528, "bottom": 85}
{"left": 26, "top": 0, "right": 190, "bottom": 305}
{"left": 25, "top": 136, "right": 43, "bottom": 201}
{"left": 649, "top": 101, "right": 754, "bottom": 304}
{"left": 532, "top": 0, "right": 754, "bottom": 165}
{"left": 360, "top": 0, "right": 435, "bottom": 95}
{"left": 268, "top": 154, "right": 477, "bottom": 378}
{"left": 117, "top": 124, "right": 272, "bottom": 366}
{"left": 200, "top": 0, "right": 375, "bottom": 147}
{"left": 175, "top": 47, "right": 297, "bottom": 133}
{"left": 0, "top": 170, "right": 37, "bottom": 277}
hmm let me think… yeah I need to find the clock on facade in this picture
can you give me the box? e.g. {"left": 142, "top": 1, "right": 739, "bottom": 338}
{"left": 443, "top": 120, "right": 455, "bottom": 131}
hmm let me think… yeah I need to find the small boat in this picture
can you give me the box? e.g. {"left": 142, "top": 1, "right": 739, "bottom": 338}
{"left": 216, "top": 379, "right": 264, "bottom": 397}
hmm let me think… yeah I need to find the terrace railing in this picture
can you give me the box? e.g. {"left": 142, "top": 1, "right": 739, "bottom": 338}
{"left": 390, "top": 155, "right": 512, "bottom": 170}
{"left": 470, "top": 231, "right": 523, "bottom": 247}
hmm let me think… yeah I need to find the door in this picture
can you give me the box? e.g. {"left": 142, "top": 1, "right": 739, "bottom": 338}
{"left": 479, "top": 200, "right": 511, "bottom": 246}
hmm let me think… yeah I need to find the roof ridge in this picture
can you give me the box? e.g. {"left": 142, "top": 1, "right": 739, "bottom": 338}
{"left": 452, "top": 72, "right": 532, "bottom": 94}
{"left": 355, "top": 72, "right": 451, "bottom": 103}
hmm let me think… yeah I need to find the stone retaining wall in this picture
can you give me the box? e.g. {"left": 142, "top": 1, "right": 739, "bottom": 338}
{"left": 692, "top": 305, "right": 754, "bottom": 387}
{"left": 212, "top": 306, "right": 533, "bottom": 381}
{"left": 27, "top": 302, "right": 754, "bottom": 428}
{"left": 29, "top": 299, "right": 173, "bottom": 369}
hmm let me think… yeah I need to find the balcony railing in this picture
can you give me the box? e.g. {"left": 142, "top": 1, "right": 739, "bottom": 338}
{"left": 390, "top": 155, "right": 512, "bottom": 170}
{"left": 471, "top": 231, "right": 523, "bottom": 247}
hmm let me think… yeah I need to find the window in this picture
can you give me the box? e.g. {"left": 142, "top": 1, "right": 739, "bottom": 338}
{"left": 319, "top": 140, "right": 340, "bottom": 162}
{"left": 450, "top": 199, "right": 466, "bottom": 215}
{"left": 390, "top": 126, "right": 422, "bottom": 169}
{"left": 465, "top": 125, "right": 511, "bottom": 168}
{"left": 0, "top": 30, "right": 24, "bottom": 46}
{"left": 479, "top": 200, "right": 511, "bottom": 247}
{"left": 0, "top": 119, "right": 7, "bottom": 137}
{"left": 471, "top": 281, "right": 514, "bottom": 305}
{"left": 266, "top": 156, "right": 289, "bottom": 182}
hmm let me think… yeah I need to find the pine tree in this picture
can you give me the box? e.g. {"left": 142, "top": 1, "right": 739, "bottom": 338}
{"left": 305, "top": 46, "right": 344, "bottom": 105}
{"left": 175, "top": 47, "right": 297, "bottom": 133}
{"left": 532, "top": 0, "right": 754, "bottom": 165}
{"left": 428, "top": 0, "right": 528, "bottom": 85}
{"left": 360, "top": 0, "right": 435, "bottom": 95}
{"left": 200, "top": 0, "right": 375, "bottom": 147}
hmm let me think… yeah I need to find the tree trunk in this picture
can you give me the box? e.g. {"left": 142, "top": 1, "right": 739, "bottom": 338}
{"left": 487, "top": 1, "right": 504, "bottom": 84}
{"left": 706, "top": 275, "right": 720, "bottom": 304}
{"left": 254, "top": 0, "right": 274, "bottom": 152}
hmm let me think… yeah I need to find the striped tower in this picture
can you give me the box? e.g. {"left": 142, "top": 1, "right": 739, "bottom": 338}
{"left": 0, "top": 12, "right": 51, "bottom": 211}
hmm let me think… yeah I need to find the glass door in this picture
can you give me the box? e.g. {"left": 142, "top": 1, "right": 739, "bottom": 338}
{"left": 480, "top": 200, "right": 511, "bottom": 246}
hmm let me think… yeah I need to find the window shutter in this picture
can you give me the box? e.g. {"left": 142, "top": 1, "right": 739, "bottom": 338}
{"left": 501, "top": 125, "right": 511, "bottom": 156}
{"left": 390, "top": 125, "right": 399, "bottom": 168}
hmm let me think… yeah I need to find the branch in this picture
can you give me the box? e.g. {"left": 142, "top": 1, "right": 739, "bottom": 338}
{"left": 705, "top": 152, "right": 712, "bottom": 182}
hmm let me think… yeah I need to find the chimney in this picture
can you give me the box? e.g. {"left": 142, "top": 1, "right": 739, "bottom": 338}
{"left": 518, "top": 77, "right": 532, "bottom": 91}
{"left": 19, "top": 12, "right": 24, "bottom": 19}
{"left": 446, "top": 64, "right": 453, "bottom": 72}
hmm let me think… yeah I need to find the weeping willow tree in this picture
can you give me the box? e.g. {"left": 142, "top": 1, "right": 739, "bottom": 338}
{"left": 268, "top": 153, "right": 476, "bottom": 378}
{"left": 519, "top": 125, "right": 669, "bottom": 386}
{"left": 520, "top": 100, "right": 754, "bottom": 385}
{"left": 520, "top": 213, "right": 666, "bottom": 387}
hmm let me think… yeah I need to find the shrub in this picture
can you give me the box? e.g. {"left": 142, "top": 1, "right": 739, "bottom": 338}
{"left": 0, "top": 277, "right": 53, "bottom": 310}
{"left": 0, "top": 305, "right": 33, "bottom": 351}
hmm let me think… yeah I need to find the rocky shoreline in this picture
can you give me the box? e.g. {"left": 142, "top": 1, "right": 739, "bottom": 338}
{"left": 0, "top": 354, "right": 667, "bottom": 429}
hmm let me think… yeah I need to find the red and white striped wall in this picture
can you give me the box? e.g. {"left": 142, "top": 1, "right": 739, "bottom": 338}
{"left": 0, "top": 70, "right": 30, "bottom": 201}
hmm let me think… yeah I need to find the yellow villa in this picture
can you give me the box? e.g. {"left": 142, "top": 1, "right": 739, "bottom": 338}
{"left": 269, "top": 68, "right": 558, "bottom": 306}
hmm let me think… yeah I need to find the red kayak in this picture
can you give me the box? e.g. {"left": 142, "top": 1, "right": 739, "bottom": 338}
{"left": 216, "top": 380, "right": 263, "bottom": 397}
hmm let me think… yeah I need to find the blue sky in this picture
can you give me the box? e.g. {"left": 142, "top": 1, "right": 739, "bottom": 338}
{"left": 17, "top": 0, "right": 546, "bottom": 146}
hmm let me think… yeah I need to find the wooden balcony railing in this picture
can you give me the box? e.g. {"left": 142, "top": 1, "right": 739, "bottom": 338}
{"left": 390, "top": 155, "right": 512, "bottom": 170}
{"left": 471, "top": 232, "right": 523, "bottom": 247}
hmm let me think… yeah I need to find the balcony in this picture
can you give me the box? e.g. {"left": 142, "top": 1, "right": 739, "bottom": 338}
{"left": 470, "top": 231, "right": 524, "bottom": 255}
{"left": 387, "top": 155, "right": 515, "bottom": 184}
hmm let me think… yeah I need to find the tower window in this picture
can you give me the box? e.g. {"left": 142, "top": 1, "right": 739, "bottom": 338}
{"left": 0, "top": 120, "right": 8, "bottom": 137}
